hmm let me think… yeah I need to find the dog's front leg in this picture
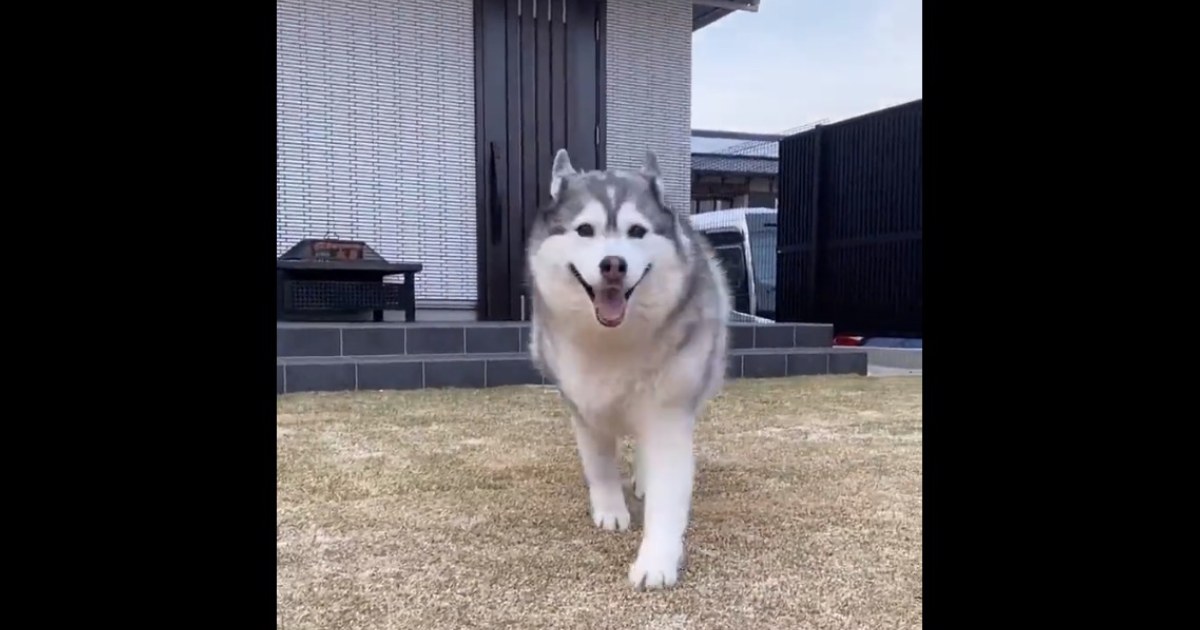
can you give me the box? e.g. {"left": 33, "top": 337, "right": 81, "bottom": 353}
{"left": 632, "top": 442, "right": 647, "bottom": 500}
{"left": 571, "top": 415, "right": 630, "bottom": 532}
{"left": 628, "top": 412, "right": 695, "bottom": 590}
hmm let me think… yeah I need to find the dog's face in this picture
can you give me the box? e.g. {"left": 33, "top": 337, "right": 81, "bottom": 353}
{"left": 528, "top": 149, "right": 686, "bottom": 329}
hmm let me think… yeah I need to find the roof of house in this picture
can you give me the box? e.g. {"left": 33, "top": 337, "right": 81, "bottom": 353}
{"left": 693, "top": 1, "right": 761, "bottom": 31}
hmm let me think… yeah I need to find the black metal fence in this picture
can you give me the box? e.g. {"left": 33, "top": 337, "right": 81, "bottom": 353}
{"left": 775, "top": 99, "right": 922, "bottom": 337}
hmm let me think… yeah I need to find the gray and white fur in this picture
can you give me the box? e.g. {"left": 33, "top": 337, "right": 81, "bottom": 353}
{"left": 525, "top": 148, "right": 731, "bottom": 590}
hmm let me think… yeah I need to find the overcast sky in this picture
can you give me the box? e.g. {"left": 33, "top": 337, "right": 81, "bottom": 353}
{"left": 691, "top": 0, "right": 922, "bottom": 133}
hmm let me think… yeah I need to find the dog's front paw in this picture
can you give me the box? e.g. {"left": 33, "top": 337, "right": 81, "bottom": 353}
{"left": 590, "top": 489, "right": 631, "bottom": 531}
{"left": 628, "top": 543, "right": 684, "bottom": 590}
{"left": 593, "top": 506, "right": 631, "bottom": 531}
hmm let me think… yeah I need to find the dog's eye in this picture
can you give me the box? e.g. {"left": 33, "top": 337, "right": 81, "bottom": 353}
{"left": 575, "top": 224, "right": 595, "bottom": 237}
{"left": 627, "top": 225, "right": 648, "bottom": 239}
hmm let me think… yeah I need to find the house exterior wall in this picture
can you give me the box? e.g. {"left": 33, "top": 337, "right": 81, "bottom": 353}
{"left": 276, "top": 0, "right": 698, "bottom": 314}
{"left": 605, "top": 0, "right": 693, "bottom": 211}
{"left": 276, "top": 0, "right": 477, "bottom": 305}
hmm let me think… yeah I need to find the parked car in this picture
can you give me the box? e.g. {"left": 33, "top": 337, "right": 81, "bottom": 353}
{"left": 688, "top": 207, "right": 778, "bottom": 322}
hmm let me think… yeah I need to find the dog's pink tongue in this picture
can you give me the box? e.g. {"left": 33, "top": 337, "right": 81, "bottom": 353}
{"left": 594, "top": 287, "right": 627, "bottom": 323}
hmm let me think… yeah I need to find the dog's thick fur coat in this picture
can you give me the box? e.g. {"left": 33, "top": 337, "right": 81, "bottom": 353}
{"left": 525, "top": 149, "right": 731, "bottom": 590}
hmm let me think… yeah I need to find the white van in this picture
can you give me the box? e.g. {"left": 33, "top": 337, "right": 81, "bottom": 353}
{"left": 688, "top": 207, "right": 778, "bottom": 323}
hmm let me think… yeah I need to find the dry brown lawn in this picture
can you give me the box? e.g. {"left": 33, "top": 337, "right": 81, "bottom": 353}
{"left": 277, "top": 375, "right": 922, "bottom": 630}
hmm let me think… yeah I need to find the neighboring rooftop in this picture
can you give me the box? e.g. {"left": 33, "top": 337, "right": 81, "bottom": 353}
{"left": 691, "top": 128, "right": 781, "bottom": 175}
{"left": 691, "top": 129, "right": 783, "bottom": 158}
{"left": 692, "top": 154, "right": 778, "bottom": 175}
{"left": 689, "top": 117, "right": 830, "bottom": 171}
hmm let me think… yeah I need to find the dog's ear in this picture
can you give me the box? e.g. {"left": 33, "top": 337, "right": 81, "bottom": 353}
{"left": 550, "top": 148, "right": 576, "bottom": 200}
{"left": 640, "top": 151, "right": 668, "bottom": 208}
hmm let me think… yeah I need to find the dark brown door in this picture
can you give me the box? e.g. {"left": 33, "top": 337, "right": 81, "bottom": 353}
{"left": 476, "top": 0, "right": 605, "bottom": 321}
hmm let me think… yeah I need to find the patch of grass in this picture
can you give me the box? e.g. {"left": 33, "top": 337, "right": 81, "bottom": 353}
{"left": 278, "top": 375, "right": 922, "bottom": 630}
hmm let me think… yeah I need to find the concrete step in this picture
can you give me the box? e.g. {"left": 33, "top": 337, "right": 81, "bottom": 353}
{"left": 276, "top": 321, "right": 836, "bottom": 358}
{"left": 863, "top": 347, "right": 923, "bottom": 370}
{"left": 277, "top": 347, "right": 868, "bottom": 394}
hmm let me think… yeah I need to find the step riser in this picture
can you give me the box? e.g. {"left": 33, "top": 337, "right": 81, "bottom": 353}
{"left": 277, "top": 323, "right": 834, "bottom": 358}
{"left": 277, "top": 352, "right": 868, "bottom": 394}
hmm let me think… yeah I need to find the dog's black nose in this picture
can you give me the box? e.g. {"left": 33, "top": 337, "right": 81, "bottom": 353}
{"left": 599, "top": 256, "right": 627, "bottom": 282}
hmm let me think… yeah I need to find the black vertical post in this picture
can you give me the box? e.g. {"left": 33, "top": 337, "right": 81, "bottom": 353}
{"left": 804, "top": 124, "right": 823, "bottom": 319}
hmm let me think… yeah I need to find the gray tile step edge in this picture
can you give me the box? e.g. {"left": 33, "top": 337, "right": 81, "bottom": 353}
{"left": 276, "top": 321, "right": 834, "bottom": 329}
{"left": 278, "top": 347, "right": 864, "bottom": 364}
{"left": 277, "top": 322, "right": 836, "bottom": 358}
{"left": 277, "top": 349, "right": 869, "bottom": 394}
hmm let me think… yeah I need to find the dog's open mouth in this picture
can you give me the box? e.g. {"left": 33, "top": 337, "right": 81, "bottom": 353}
{"left": 568, "top": 263, "right": 652, "bottom": 328}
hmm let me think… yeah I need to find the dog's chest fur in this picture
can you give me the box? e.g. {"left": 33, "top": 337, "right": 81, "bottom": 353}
{"left": 533, "top": 319, "right": 714, "bottom": 433}
{"left": 554, "top": 342, "right": 654, "bottom": 426}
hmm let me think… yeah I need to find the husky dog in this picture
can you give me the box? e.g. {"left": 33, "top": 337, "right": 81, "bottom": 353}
{"left": 525, "top": 148, "right": 731, "bottom": 590}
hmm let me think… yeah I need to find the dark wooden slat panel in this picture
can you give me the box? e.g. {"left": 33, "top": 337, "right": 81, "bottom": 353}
{"left": 478, "top": 0, "right": 513, "bottom": 320}
{"left": 597, "top": 0, "right": 607, "bottom": 169}
{"left": 572, "top": 0, "right": 599, "bottom": 172}
{"left": 504, "top": 0, "right": 523, "bottom": 319}
{"left": 517, "top": 2, "right": 538, "bottom": 319}
{"left": 536, "top": 1, "right": 553, "bottom": 214}
{"left": 550, "top": 0, "right": 567, "bottom": 170}
{"left": 475, "top": 0, "right": 603, "bottom": 321}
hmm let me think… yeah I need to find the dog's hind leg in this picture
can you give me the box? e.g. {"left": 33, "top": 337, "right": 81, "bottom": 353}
{"left": 571, "top": 415, "right": 631, "bottom": 532}
{"left": 628, "top": 410, "right": 695, "bottom": 590}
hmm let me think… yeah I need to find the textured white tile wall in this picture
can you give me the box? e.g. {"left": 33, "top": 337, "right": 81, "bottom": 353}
{"left": 276, "top": 0, "right": 477, "bottom": 302}
{"left": 605, "top": 0, "right": 693, "bottom": 212}
{"left": 277, "top": 0, "right": 697, "bottom": 307}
